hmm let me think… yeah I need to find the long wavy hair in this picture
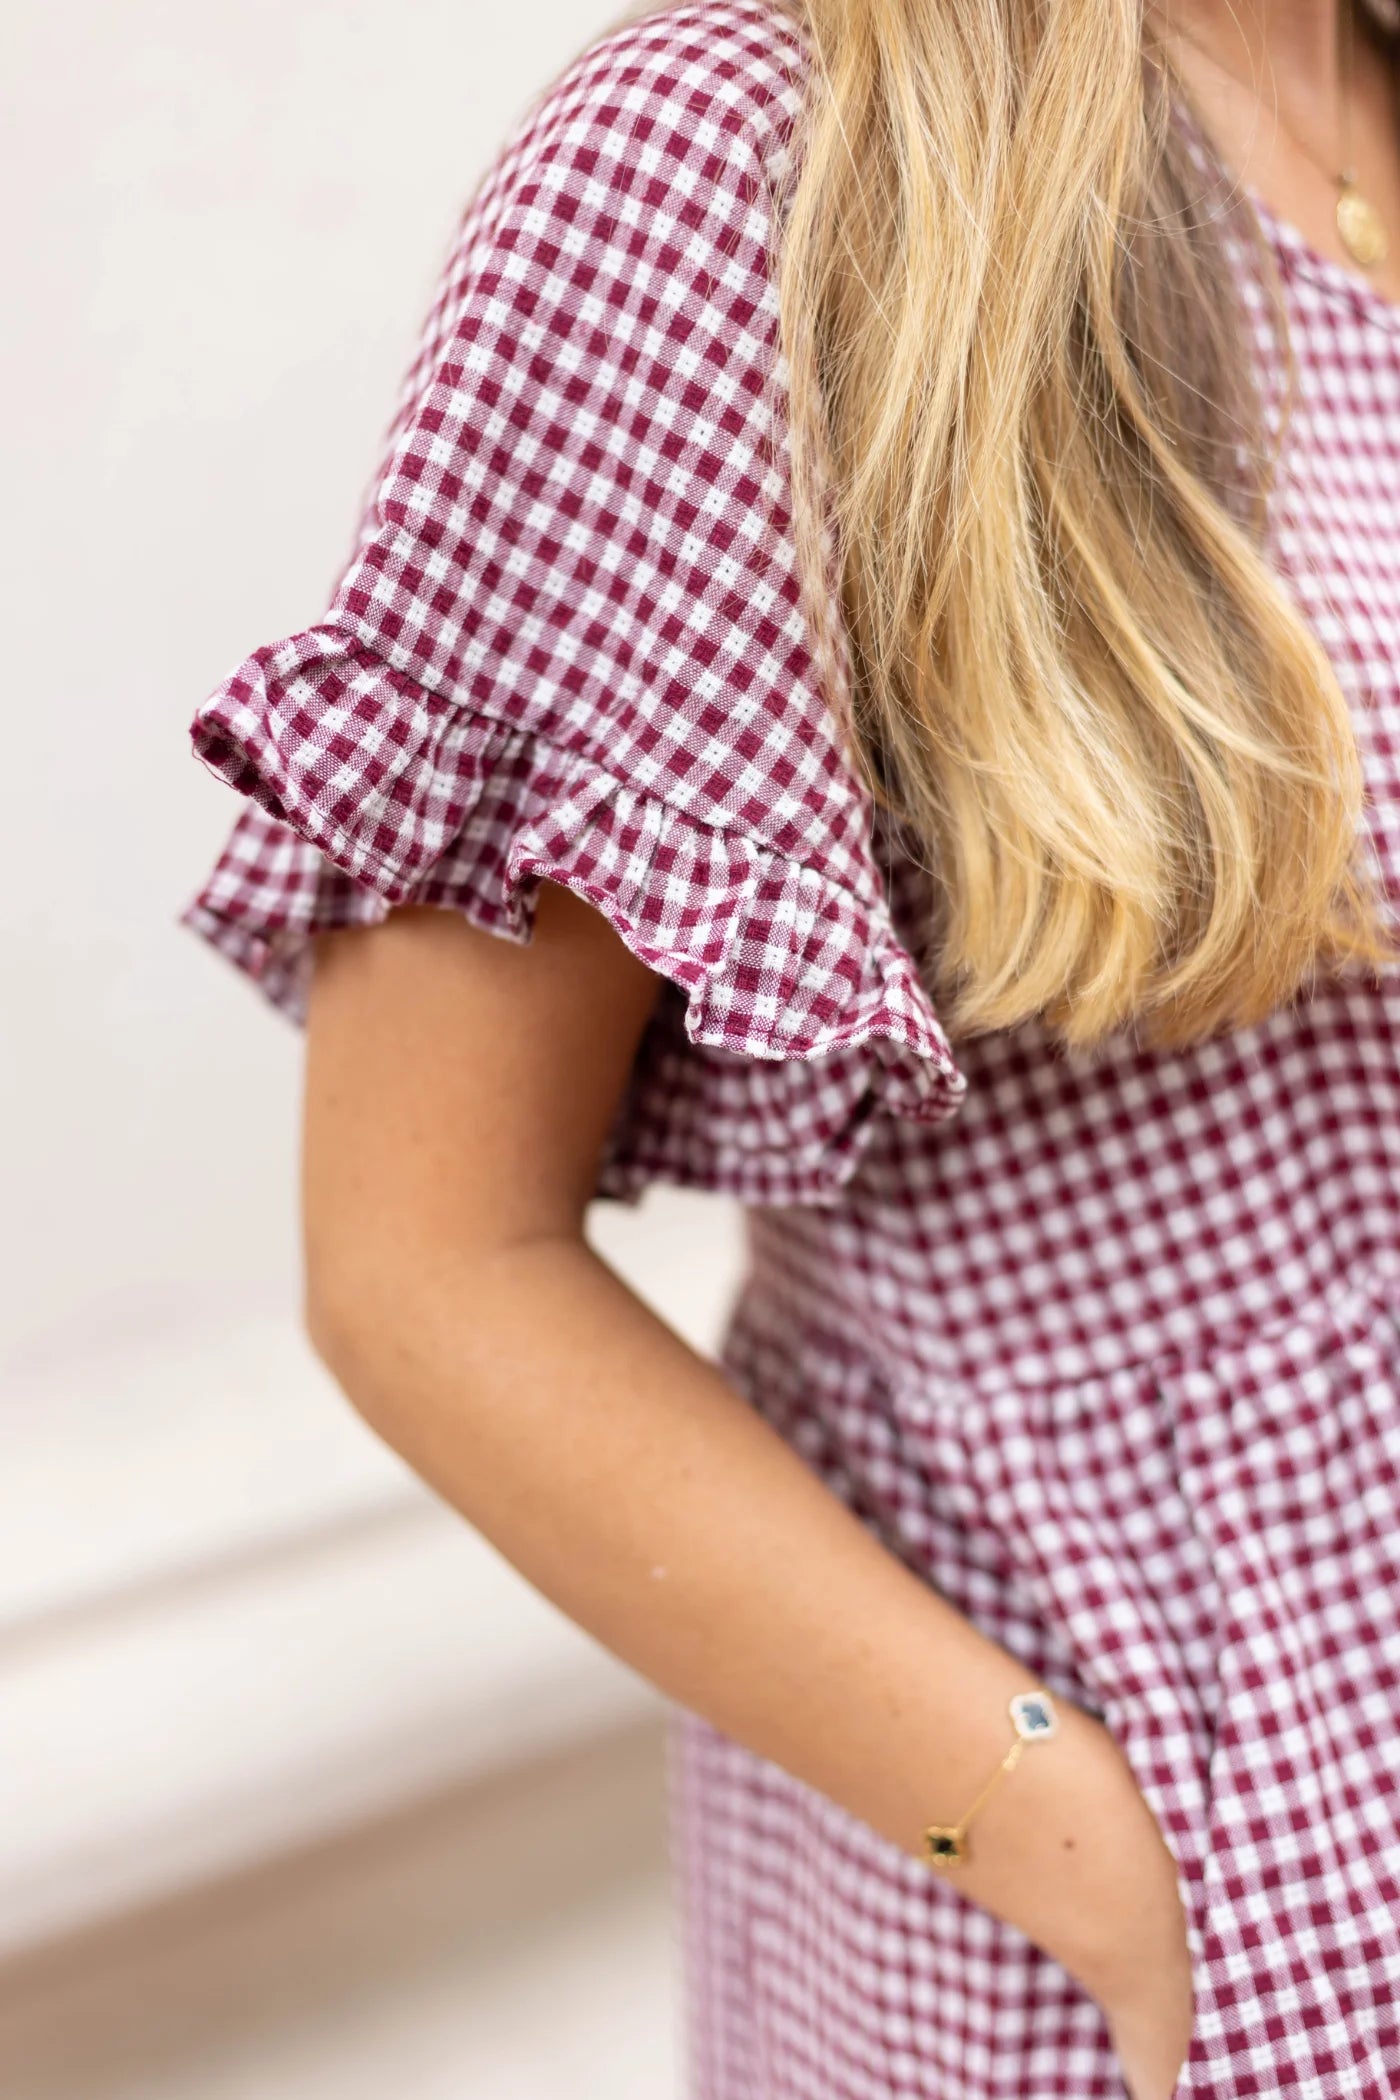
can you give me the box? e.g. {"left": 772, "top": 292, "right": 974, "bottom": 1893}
{"left": 774, "top": 0, "right": 1398, "bottom": 1051}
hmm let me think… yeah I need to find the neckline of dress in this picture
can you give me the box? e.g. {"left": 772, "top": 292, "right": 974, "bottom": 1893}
{"left": 1245, "top": 183, "right": 1400, "bottom": 339}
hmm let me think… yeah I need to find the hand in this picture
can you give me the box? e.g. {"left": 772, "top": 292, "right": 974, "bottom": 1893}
{"left": 1104, "top": 1930, "right": 1195, "bottom": 2100}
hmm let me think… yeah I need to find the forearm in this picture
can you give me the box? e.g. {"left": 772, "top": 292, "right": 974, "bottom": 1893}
{"left": 313, "top": 1230, "right": 1180, "bottom": 2002}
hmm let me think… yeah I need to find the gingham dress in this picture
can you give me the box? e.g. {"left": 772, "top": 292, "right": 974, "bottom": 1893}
{"left": 182, "top": 3, "right": 1400, "bottom": 2093}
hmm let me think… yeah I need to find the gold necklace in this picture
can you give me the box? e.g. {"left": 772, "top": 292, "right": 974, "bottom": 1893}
{"left": 1325, "top": 0, "right": 1388, "bottom": 267}
{"left": 1175, "top": 1, "right": 1390, "bottom": 269}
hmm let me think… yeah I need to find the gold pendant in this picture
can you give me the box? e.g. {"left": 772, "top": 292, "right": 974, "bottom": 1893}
{"left": 923, "top": 1824, "right": 970, "bottom": 1865}
{"left": 1336, "top": 182, "right": 1389, "bottom": 269}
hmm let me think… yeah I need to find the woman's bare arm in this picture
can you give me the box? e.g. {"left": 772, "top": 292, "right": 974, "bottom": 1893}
{"left": 301, "top": 886, "right": 1189, "bottom": 2041}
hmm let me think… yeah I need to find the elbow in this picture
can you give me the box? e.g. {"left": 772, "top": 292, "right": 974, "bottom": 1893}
{"left": 301, "top": 1243, "right": 410, "bottom": 1442}
{"left": 301, "top": 1203, "right": 575, "bottom": 1451}
{"left": 303, "top": 1257, "right": 360, "bottom": 1387}
{"left": 300, "top": 1226, "right": 504, "bottom": 1455}
{"left": 303, "top": 1257, "right": 370, "bottom": 1398}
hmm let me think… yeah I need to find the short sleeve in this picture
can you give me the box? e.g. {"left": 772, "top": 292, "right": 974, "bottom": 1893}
{"left": 182, "top": 0, "right": 967, "bottom": 1207}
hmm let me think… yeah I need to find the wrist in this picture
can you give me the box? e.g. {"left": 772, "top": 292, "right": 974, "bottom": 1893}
{"left": 1018, "top": 1708, "right": 1188, "bottom": 2006}
{"left": 917, "top": 1691, "right": 1184, "bottom": 2005}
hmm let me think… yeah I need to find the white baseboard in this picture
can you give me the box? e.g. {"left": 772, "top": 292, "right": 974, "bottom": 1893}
{"left": 2, "top": 1492, "right": 655, "bottom": 1958}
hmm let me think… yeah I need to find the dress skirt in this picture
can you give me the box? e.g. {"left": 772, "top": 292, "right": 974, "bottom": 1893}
{"left": 669, "top": 1252, "right": 1400, "bottom": 2099}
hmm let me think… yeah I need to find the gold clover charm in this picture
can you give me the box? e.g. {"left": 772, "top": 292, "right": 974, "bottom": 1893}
{"left": 923, "top": 1825, "right": 969, "bottom": 1865}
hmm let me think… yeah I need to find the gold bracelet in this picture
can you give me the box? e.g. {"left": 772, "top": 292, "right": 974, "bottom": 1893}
{"left": 922, "top": 1689, "right": 1060, "bottom": 1867}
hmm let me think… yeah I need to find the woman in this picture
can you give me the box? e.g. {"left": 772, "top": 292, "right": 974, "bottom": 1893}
{"left": 182, "top": 0, "right": 1400, "bottom": 2090}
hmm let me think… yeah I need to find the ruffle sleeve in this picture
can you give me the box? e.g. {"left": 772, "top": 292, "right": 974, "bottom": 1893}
{"left": 182, "top": 0, "right": 968, "bottom": 1207}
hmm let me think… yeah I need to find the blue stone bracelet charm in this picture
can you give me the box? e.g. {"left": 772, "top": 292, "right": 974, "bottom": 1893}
{"left": 922, "top": 1689, "right": 1060, "bottom": 1867}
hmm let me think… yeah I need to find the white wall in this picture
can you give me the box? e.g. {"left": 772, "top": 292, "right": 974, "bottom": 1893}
{"left": 2, "top": 0, "right": 685, "bottom": 1362}
{"left": 2, "top": 0, "right": 659, "bottom": 1360}
{"left": 2, "top": 0, "right": 745, "bottom": 1948}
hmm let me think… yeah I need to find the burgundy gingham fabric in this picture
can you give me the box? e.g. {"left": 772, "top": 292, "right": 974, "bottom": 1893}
{"left": 183, "top": 3, "right": 1400, "bottom": 2094}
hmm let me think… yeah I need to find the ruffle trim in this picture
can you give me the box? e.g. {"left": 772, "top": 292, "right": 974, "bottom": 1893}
{"left": 186, "top": 629, "right": 968, "bottom": 1203}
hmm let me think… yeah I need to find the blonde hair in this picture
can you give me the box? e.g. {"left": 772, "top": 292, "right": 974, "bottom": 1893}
{"left": 777, "top": 0, "right": 1397, "bottom": 1051}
